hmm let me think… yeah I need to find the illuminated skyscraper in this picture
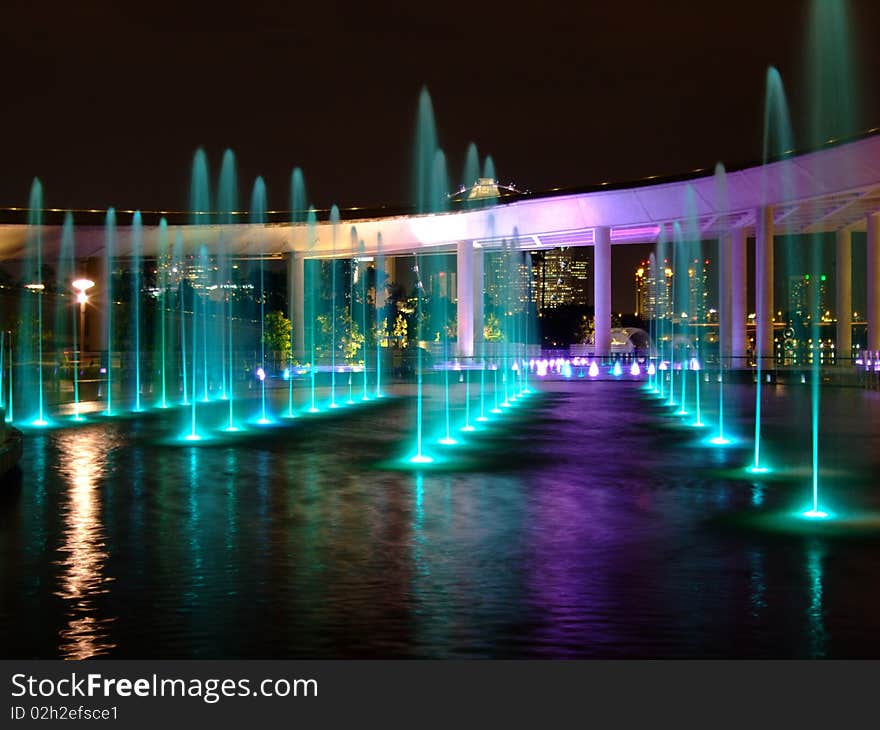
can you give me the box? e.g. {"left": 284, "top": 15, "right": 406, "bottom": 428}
{"left": 637, "top": 258, "right": 674, "bottom": 319}
{"left": 687, "top": 258, "right": 711, "bottom": 323}
{"left": 788, "top": 273, "right": 829, "bottom": 323}
{"left": 533, "top": 247, "right": 590, "bottom": 310}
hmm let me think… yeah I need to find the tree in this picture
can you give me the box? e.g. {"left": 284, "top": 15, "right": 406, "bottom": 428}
{"left": 263, "top": 310, "right": 292, "bottom": 366}
{"left": 373, "top": 316, "right": 390, "bottom": 347}
{"left": 483, "top": 313, "right": 504, "bottom": 342}
{"left": 391, "top": 313, "right": 408, "bottom": 346}
{"left": 316, "top": 308, "right": 364, "bottom": 364}
{"left": 578, "top": 313, "right": 593, "bottom": 344}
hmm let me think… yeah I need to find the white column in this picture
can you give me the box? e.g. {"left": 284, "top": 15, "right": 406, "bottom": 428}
{"left": 473, "top": 244, "right": 485, "bottom": 346}
{"left": 593, "top": 226, "right": 611, "bottom": 357}
{"left": 755, "top": 207, "right": 775, "bottom": 363}
{"left": 868, "top": 213, "right": 880, "bottom": 350}
{"left": 384, "top": 256, "right": 396, "bottom": 292}
{"left": 835, "top": 229, "right": 852, "bottom": 363}
{"left": 731, "top": 228, "right": 747, "bottom": 363}
{"left": 718, "top": 233, "right": 732, "bottom": 363}
{"left": 456, "top": 241, "right": 475, "bottom": 358}
{"left": 288, "top": 253, "right": 305, "bottom": 358}
{"left": 98, "top": 253, "right": 110, "bottom": 352}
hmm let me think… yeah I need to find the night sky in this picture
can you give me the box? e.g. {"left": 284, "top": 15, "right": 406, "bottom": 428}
{"left": 2, "top": 1, "right": 879, "bottom": 308}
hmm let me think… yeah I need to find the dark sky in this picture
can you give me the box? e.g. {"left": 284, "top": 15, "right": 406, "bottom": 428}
{"left": 2, "top": 1, "right": 879, "bottom": 309}
{"left": 3, "top": 0, "right": 879, "bottom": 212}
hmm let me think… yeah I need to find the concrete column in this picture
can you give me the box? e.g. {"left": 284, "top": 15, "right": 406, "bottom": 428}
{"left": 375, "top": 250, "right": 386, "bottom": 309}
{"left": 287, "top": 253, "right": 305, "bottom": 358}
{"left": 97, "top": 253, "right": 110, "bottom": 353}
{"left": 718, "top": 233, "right": 733, "bottom": 363}
{"left": 473, "top": 244, "right": 485, "bottom": 345}
{"left": 456, "top": 240, "right": 474, "bottom": 358}
{"left": 83, "top": 256, "right": 103, "bottom": 353}
{"left": 384, "top": 256, "right": 396, "bottom": 294}
{"left": 835, "top": 229, "right": 852, "bottom": 363}
{"left": 868, "top": 213, "right": 880, "bottom": 350}
{"left": 593, "top": 226, "right": 611, "bottom": 356}
{"left": 730, "top": 228, "right": 747, "bottom": 363}
{"left": 755, "top": 207, "right": 775, "bottom": 363}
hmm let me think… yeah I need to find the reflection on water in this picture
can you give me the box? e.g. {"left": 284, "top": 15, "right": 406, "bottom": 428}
{"left": 53, "top": 428, "right": 116, "bottom": 659}
{"left": 806, "top": 541, "right": 827, "bottom": 658}
{"left": 748, "top": 548, "right": 767, "bottom": 620}
{"left": 1, "top": 382, "right": 880, "bottom": 658}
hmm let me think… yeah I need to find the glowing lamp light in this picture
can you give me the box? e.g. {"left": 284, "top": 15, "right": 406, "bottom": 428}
{"left": 588, "top": 362, "right": 599, "bottom": 377}
{"left": 802, "top": 509, "right": 830, "bottom": 520}
{"left": 409, "top": 454, "right": 433, "bottom": 465}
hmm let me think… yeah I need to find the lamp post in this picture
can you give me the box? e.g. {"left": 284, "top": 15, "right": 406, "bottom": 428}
{"left": 71, "top": 278, "right": 94, "bottom": 419}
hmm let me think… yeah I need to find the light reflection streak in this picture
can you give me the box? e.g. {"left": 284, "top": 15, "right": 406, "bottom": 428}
{"left": 806, "top": 541, "right": 827, "bottom": 658}
{"left": 54, "top": 428, "right": 116, "bottom": 659}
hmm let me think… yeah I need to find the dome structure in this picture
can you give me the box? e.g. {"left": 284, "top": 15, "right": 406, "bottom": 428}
{"left": 610, "top": 327, "right": 650, "bottom": 354}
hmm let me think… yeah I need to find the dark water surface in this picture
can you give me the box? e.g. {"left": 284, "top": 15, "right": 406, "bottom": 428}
{"left": 2, "top": 380, "right": 880, "bottom": 658}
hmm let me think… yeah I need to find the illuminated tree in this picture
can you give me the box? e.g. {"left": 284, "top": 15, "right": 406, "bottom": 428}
{"left": 483, "top": 313, "right": 504, "bottom": 342}
{"left": 263, "top": 310, "right": 292, "bottom": 366}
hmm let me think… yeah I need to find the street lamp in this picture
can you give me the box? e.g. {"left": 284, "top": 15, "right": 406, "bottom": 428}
{"left": 71, "top": 278, "right": 94, "bottom": 420}
{"left": 72, "top": 279, "right": 94, "bottom": 342}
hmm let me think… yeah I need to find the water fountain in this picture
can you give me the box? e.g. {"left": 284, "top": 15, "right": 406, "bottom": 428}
{"left": 130, "top": 211, "right": 143, "bottom": 412}
{"left": 156, "top": 218, "right": 170, "bottom": 409}
{"left": 306, "top": 207, "right": 320, "bottom": 413}
{"left": 287, "top": 166, "right": 307, "bottom": 419}
{"left": 251, "top": 177, "right": 270, "bottom": 425}
{"left": 709, "top": 163, "right": 731, "bottom": 445}
{"left": 329, "top": 205, "right": 340, "bottom": 410}
{"left": 103, "top": 207, "right": 116, "bottom": 418}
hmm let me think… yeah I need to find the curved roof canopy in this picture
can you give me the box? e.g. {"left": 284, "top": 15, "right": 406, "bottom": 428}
{"left": 2, "top": 132, "right": 880, "bottom": 261}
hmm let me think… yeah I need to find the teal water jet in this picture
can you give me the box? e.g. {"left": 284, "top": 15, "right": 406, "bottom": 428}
{"left": 218, "top": 149, "right": 238, "bottom": 425}
{"left": 461, "top": 369, "right": 474, "bottom": 431}
{"left": 251, "top": 177, "right": 270, "bottom": 424}
{"left": 131, "top": 211, "right": 143, "bottom": 411}
{"left": 374, "top": 232, "right": 385, "bottom": 399}
{"left": 306, "top": 207, "right": 319, "bottom": 412}
{"left": 103, "top": 207, "right": 116, "bottom": 417}
{"left": 329, "top": 205, "right": 340, "bottom": 409}
{"left": 175, "top": 229, "right": 188, "bottom": 407}
{"left": 157, "top": 218, "right": 169, "bottom": 408}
